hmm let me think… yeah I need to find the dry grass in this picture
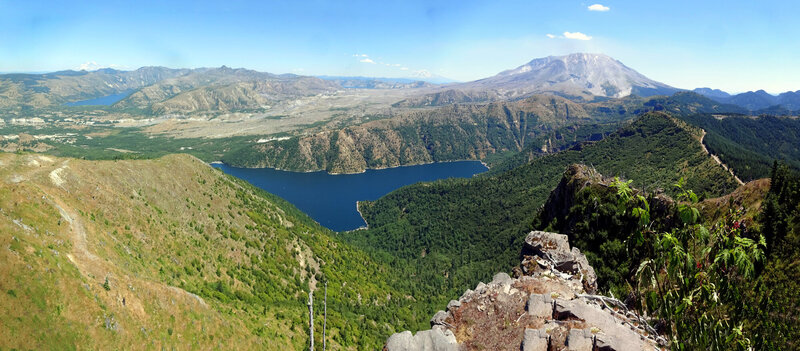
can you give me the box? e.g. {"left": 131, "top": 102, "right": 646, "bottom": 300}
{"left": 0, "top": 153, "right": 327, "bottom": 349}
{"left": 698, "top": 178, "right": 771, "bottom": 225}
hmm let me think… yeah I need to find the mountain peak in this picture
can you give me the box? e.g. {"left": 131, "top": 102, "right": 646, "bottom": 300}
{"left": 502, "top": 53, "right": 619, "bottom": 77}
{"left": 531, "top": 52, "right": 615, "bottom": 64}
{"left": 464, "top": 53, "right": 677, "bottom": 99}
{"left": 693, "top": 87, "right": 731, "bottom": 100}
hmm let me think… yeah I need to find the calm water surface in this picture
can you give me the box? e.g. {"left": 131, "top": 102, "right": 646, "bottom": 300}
{"left": 65, "top": 90, "right": 133, "bottom": 106}
{"left": 212, "top": 161, "right": 487, "bottom": 231}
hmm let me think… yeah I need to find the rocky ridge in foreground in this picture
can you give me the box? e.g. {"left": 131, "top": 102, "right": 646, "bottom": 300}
{"left": 385, "top": 231, "right": 664, "bottom": 351}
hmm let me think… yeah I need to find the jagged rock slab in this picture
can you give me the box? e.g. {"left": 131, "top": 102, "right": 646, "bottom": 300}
{"left": 385, "top": 231, "right": 661, "bottom": 351}
{"left": 384, "top": 326, "right": 458, "bottom": 351}
{"left": 521, "top": 231, "right": 598, "bottom": 293}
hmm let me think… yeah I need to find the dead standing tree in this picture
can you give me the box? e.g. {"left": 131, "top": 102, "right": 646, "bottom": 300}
{"left": 308, "top": 290, "right": 314, "bottom": 351}
{"left": 323, "top": 281, "right": 327, "bottom": 351}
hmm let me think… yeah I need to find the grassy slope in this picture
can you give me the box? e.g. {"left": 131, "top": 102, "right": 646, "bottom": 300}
{"left": 0, "top": 153, "right": 428, "bottom": 349}
{"left": 343, "top": 112, "right": 739, "bottom": 301}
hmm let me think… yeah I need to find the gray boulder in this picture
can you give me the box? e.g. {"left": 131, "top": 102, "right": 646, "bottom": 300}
{"left": 524, "top": 231, "right": 572, "bottom": 262}
{"left": 566, "top": 328, "right": 594, "bottom": 351}
{"left": 522, "top": 328, "right": 549, "bottom": 351}
{"left": 523, "top": 231, "right": 597, "bottom": 293}
{"left": 570, "top": 247, "right": 597, "bottom": 293}
{"left": 430, "top": 310, "right": 449, "bottom": 327}
{"left": 385, "top": 326, "right": 458, "bottom": 351}
{"left": 527, "top": 293, "right": 553, "bottom": 318}
{"left": 491, "top": 272, "right": 513, "bottom": 286}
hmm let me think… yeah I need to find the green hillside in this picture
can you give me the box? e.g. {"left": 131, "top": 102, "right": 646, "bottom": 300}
{"left": 0, "top": 153, "right": 439, "bottom": 350}
{"left": 342, "top": 112, "right": 739, "bottom": 300}
{"left": 678, "top": 114, "right": 800, "bottom": 181}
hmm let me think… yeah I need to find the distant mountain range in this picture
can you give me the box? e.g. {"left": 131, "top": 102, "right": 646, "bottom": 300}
{"left": 112, "top": 66, "right": 339, "bottom": 114}
{"left": 0, "top": 66, "right": 339, "bottom": 112}
{"left": 317, "top": 76, "right": 435, "bottom": 89}
{"left": 693, "top": 87, "right": 800, "bottom": 111}
{"left": 0, "top": 67, "right": 190, "bottom": 108}
{"left": 2, "top": 54, "right": 798, "bottom": 114}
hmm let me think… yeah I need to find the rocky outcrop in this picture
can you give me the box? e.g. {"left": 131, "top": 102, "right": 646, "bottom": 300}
{"left": 385, "top": 231, "right": 664, "bottom": 351}
{"left": 536, "top": 163, "right": 678, "bottom": 237}
{"left": 536, "top": 164, "right": 606, "bottom": 228}
{"left": 517, "top": 231, "right": 597, "bottom": 295}
{"left": 384, "top": 327, "right": 459, "bottom": 351}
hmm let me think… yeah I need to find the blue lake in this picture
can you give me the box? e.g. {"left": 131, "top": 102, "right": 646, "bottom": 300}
{"left": 212, "top": 161, "right": 488, "bottom": 232}
{"left": 65, "top": 90, "right": 133, "bottom": 106}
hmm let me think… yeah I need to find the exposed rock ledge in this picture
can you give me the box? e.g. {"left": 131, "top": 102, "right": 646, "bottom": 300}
{"left": 385, "top": 231, "right": 664, "bottom": 351}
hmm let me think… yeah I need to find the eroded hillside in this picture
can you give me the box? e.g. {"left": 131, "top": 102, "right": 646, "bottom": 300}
{"left": 225, "top": 95, "right": 642, "bottom": 173}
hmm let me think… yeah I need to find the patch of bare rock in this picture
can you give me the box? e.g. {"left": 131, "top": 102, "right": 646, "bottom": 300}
{"left": 385, "top": 231, "right": 665, "bottom": 351}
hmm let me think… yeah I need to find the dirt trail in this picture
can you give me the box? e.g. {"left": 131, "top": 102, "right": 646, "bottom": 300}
{"left": 48, "top": 196, "right": 101, "bottom": 267}
{"left": 34, "top": 162, "right": 208, "bottom": 308}
{"left": 700, "top": 130, "right": 744, "bottom": 185}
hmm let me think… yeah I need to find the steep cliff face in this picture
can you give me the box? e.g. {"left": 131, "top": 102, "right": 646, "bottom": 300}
{"left": 385, "top": 231, "right": 663, "bottom": 351}
{"left": 225, "top": 95, "right": 629, "bottom": 173}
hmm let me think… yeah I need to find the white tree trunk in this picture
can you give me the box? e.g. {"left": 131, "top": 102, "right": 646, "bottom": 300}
{"left": 309, "top": 290, "right": 314, "bottom": 351}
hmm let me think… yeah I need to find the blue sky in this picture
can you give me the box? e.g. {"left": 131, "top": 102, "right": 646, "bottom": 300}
{"left": 1, "top": 0, "right": 798, "bottom": 93}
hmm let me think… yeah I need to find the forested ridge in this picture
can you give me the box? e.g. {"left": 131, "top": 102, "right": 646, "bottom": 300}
{"left": 341, "top": 112, "right": 738, "bottom": 311}
{"left": 677, "top": 114, "right": 800, "bottom": 181}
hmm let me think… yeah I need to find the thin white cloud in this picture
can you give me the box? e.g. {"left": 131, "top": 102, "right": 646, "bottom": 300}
{"left": 352, "top": 54, "right": 410, "bottom": 71}
{"left": 588, "top": 4, "right": 610, "bottom": 12}
{"left": 78, "top": 61, "right": 102, "bottom": 70}
{"left": 546, "top": 34, "right": 556, "bottom": 39}
{"left": 563, "top": 31, "right": 592, "bottom": 40}
{"left": 77, "top": 61, "right": 127, "bottom": 71}
{"left": 414, "top": 69, "right": 433, "bottom": 78}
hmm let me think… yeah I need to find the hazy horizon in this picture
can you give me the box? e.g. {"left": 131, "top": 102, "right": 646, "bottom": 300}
{"left": 2, "top": 1, "right": 799, "bottom": 93}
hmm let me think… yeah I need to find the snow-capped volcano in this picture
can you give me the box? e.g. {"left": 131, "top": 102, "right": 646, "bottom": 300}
{"left": 459, "top": 53, "right": 678, "bottom": 98}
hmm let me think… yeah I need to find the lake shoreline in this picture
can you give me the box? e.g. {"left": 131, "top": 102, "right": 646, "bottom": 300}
{"left": 212, "top": 160, "right": 488, "bottom": 232}
{"left": 215, "top": 158, "right": 492, "bottom": 175}
{"left": 351, "top": 201, "right": 369, "bottom": 232}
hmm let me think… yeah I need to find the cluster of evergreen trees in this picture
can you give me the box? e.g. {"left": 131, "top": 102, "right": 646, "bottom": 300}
{"left": 743, "top": 162, "right": 800, "bottom": 348}
{"left": 678, "top": 114, "right": 800, "bottom": 181}
{"left": 340, "top": 113, "right": 739, "bottom": 326}
{"left": 334, "top": 112, "right": 799, "bottom": 348}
